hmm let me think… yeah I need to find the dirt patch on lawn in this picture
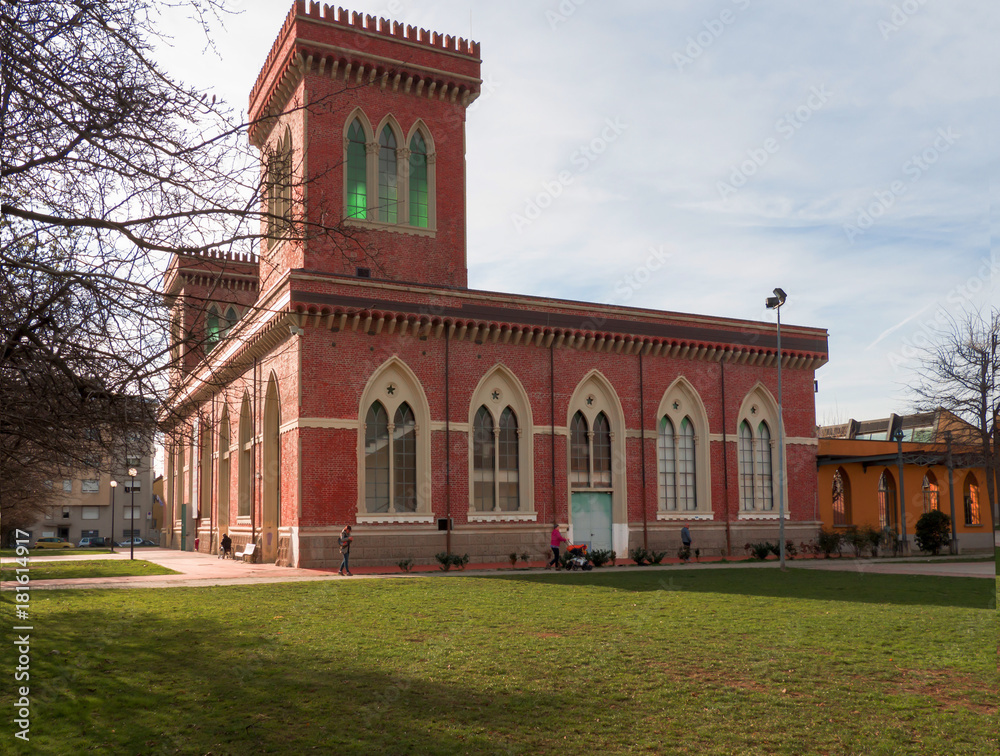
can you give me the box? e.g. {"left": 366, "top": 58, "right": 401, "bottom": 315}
{"left": 892, "top": 668, "right": 998, "bottom": 715}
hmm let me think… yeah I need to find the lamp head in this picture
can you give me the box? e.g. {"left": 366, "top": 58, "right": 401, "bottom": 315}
{"left": 128, "top": 467, "right": 138, "bottom": 478}
{"left": 766, "top": 288, "right": 787, "bottom": 309}
{"left": 110, "top": 480, "right": 118, "bottom": 488}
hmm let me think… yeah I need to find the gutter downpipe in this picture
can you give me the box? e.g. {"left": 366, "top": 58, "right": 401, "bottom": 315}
{"left": 445, "top": 329, "right": 451, "bottom": 555}
{"left": 639, "top": 350, "right": 648, "bottom": 549}
{"left": 721, "top": 356, "right": 731, "bottom": 557}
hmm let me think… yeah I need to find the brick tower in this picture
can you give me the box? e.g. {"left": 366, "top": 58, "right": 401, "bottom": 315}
{"left": 249, "top": 2, "right": 483, "bottom": 293}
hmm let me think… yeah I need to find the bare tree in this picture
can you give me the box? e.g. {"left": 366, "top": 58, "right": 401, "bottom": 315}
{"left": 0, "top": 0, "right": 356, "bottom": 536}
{"left": 911, "top": 308, "right": 999, "bottom": 527}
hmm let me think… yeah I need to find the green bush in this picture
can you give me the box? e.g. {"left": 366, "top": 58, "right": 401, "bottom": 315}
{"left": 915, "top": 510, "right": 951, "bottom": 555}
{"left": 816, "top": 529, "right": 841, "bottom": 558}
{"left": 749, "top": 543, "right": 772, "bottom": 560}
{"left": 629, "top": 547, "right": 650, "bottom": 565}
{"left": 396, "top": 558, "right": 414, "bottom": 573}
{"left": 650, "top": 550, "right": 668, "bottom": 565}
{"left": 434, "top": 552, "right": 452, "bottom": 571}
{"left": 677, "top": 546, "right": 691, "bottom": 562}
{"left": 589, "top": 549, "right": 613, "bottom": 567}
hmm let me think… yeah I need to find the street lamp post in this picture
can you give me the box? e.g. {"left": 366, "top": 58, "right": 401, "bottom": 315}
{"left": 765, "top": 288, "right": 787, "bottom": 570}
{"left": 109, "top": 479, "right": 118, "bottom": 553}
{"left": 128, "top": 467, "right": 138, "bottom": 560}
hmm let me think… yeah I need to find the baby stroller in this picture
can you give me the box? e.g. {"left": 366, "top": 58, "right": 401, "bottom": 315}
{"left": 565, "top": 544, "right": 593, "bottom": 571}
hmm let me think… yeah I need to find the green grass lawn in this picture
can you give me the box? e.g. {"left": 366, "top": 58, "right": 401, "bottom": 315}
{"left": 1, "top": 568, "right": 996, "bottom": 755}
{"left": 1, "top": 559, "right": 178, "bottom": 582}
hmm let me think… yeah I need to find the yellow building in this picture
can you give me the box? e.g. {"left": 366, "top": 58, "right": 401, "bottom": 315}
{"left": 817, "top": 411, "right": 993, "bottom": 553}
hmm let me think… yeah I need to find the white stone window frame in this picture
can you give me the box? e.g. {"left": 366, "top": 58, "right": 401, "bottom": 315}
{"left": 356, "top": 358, "right": 433, "bottom": 524}
{"left": 735, "top": 383, "right": 787, "bottom": 520}
{"left": 467, "top": 365, "right": 536, "bottom": 522}
{"left": 655, "top": 377, "right": 713, "bottom": 521}
{"left": 566, "top": 371, "right": 628, "bottom": 548}
{"left": 342, "top": 109, "right": 437, "bottom": 234}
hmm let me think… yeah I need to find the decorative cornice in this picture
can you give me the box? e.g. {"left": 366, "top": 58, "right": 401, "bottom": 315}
{"left": 249, "top": 2, "right": 482, "bottom": 144}
{"left": 289, "top": 295, "right": 829, "bottom": 370}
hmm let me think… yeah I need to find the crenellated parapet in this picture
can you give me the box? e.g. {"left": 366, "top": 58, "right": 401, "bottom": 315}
{"left": 249, "top": 1, "right": 482, "bottom": 144}
{"left": 162, "top": 249, "right": 260, "bottom": 297}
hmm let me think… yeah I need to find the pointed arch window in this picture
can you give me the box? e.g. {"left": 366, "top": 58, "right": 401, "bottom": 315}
{"left": 570, "top": 411, "right": 611, "bottom": 489}
{"left": 659, "top": 416, "right": 696, "bottom": 511}
{"left": 364, "top": 402, "right": 390, "bottom": 512}
{"left": 346, "top": 118, "right": 368, "bottom": 220}
{"left": 922, "top": 472, "right": 939, "bottom": 513}
{"left": 963, "top": 473, "right": 980, "bottom": 525}
{"left": 223, "top": 307, "right": 238, "bottom": 339}
{"left": 472, "top": 406, "right": 521, "bottom": 512}
{"left": 378, "top": 125, "right": 398, "bottom": 223}
{"left": 570, "top": 412, "right": 590, "bottom": 488}
{"left": 364, "top": 400, "right": 418, "bottom": 513}
{"left": 409, "top": 131, "right": 428, "bottom": 227}
{"left": 238, "top": 396, "right": 252, "bottom": 518}
{"left": 832, "top": 467, "right": 851, "bottom": 525}
{"left": 393, "top": 403, "right": 416, "bottom": 512}
{"left": 472, "top": 407, "right": 495, "bottom": 512}
{"left": 738, "top": 420, "right": 774, "bottom": 511}
{"left": 265, "top": 127, "right": 292, "bottom": 242}
{"left": 658, "top": 416, "right": 677, "bottom": 511}
{"left": 206, "top": 307, "right": 221, "bottom": 352}
{"left": 877, "top": 470, "right": 896, "bottom": 530}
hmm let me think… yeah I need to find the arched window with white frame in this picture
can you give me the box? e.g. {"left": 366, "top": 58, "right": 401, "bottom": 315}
{"left": 378, "top": 124, "right": 399, "bottom": 223}
{"left": 467, "top": 366, "right": 534, "bottom": 519}
{"left": 357, "top": 359, "right": 431, "bottom": 522}
{"left": 345, "top": 117, "right": 368, "bottom": 220}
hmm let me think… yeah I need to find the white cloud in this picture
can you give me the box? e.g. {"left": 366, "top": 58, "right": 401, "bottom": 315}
{"left": 156, "top": 0, "right": 996, "bottom": 427}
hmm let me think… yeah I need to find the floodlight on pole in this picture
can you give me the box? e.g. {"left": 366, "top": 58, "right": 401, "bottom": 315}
{"left": 765, "top": 288, "right": 787, "bottom": 570}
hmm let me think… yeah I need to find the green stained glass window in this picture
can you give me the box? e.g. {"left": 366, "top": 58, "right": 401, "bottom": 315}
{"left": 206, "top": 307, "right": 220, "bottom": 351}
{"left": 409, "top": 131, "right": 428, "bottom": 227}
{"left": 346, "top": 119, "right": 367, "bottom": 219}
{"left": 378, "top": 126, "right": 397, "bottom": 223}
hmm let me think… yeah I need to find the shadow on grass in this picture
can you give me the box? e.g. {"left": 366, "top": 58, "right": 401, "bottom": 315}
{"left": 474, "top": 567, "right": 996, "bottom": 610}
{"left": 3, "top": 587, "right": 594, "bottom": 756}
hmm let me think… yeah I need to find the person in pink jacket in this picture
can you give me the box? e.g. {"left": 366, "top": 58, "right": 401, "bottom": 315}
{"left": 547, "top": 524, "right": 568, "bottom": 570}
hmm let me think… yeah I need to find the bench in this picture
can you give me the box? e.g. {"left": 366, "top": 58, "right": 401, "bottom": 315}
{"left": 235, "top": 543, "right": 257, "bottom": 563}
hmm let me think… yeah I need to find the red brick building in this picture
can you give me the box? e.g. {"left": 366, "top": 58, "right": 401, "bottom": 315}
{"left": 161, "top": 2, "right": 830, "bottom": 567}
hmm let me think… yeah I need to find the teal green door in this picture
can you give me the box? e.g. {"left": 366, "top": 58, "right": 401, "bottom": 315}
{"left": 571, "top": 493, "right": 613, "bottom": 552}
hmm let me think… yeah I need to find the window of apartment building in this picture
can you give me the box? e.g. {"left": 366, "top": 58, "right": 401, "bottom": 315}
{"left": 81, "top": 507, "right": 100, "bottom": 520}
{"left": 125, "top": 480, "right": 141, "bottom": 493}
{"left": 124, "top": 507, "right": 141, "bottom": 520}
{"left": 62, "top": 507, "right": 70, "bottom": 519}
{"left": 62, "top": 480, "right": 72, "bottom": 492}
{"left": 81, "top": 479, "right": 100, "bottom": 493}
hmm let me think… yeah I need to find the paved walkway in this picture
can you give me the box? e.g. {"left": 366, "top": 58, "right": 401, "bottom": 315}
{"left": 1, "top": 548, "right": 994, "bottom": 591}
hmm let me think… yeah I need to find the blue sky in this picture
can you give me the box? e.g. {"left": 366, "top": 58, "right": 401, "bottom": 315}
{"left": 158, "top": 0, "right": 997, "bottom": 425}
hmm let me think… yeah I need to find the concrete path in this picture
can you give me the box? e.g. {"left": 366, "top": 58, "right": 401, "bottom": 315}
{"left": 2, "top": 548, "right": 994, "bottom": 591}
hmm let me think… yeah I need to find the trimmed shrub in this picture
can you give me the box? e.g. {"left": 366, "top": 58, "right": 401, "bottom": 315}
{"left": 915, "top": 510, "right": 951, "bottom": 555}
{"left": 817, "top": 529, "right": 841, "bottom": 559}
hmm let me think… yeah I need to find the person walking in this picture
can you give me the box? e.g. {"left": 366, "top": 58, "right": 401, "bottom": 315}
{"left": 547, "top": 524, "right": 568, "bottom": 570}
{"left": 338, "top": 525, "right": 353, "bottom": 576}
{"left": 220, "top": 533, "right": 232, "bottom": 559}
{"left": 680, "top": 523, "right": 692, "bottom": 562}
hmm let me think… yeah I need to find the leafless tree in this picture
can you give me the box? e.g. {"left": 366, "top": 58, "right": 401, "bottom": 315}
{"left": 0, "top": 0, "right": 357, "bottom": 538}
{"left": 911, "top": 307, "right": 999, "bottom": 527}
